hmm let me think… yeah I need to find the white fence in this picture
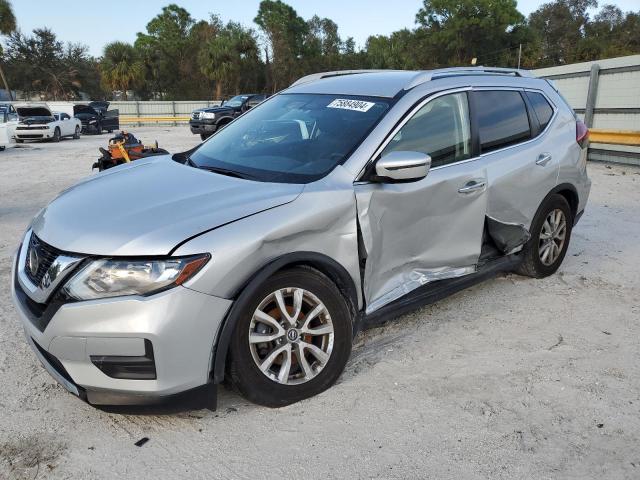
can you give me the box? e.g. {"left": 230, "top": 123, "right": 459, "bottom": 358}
{"left": 534, "top": 54, "right": 640, "bottom": 165}
{"left": 110, "top": 100, "right": 222, "bottom": 117}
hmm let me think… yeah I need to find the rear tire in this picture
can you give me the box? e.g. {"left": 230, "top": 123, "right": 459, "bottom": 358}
{"left": 228, "top": 267, "right": 353, "bottom": 407}
{"left": 517, "top": 194, "right": 573, "bottom": 278}
{"left": 73, "top": 125, "right": 81, "bottom": 139}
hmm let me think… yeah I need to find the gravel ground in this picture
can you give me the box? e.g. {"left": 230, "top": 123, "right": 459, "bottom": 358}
{"left": 1, "top": 128, "right": 639, "bottom": 480}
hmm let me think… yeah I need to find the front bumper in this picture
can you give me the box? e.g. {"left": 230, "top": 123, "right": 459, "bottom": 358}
{"left": 11, "top": 251, "right": 232, "bottom": 406}
{"left": 189, "top": 120, "right": 217, "bottom": 135}
{"left": 15, "top": 128, "right": 53, "bottom": 140}
{"left": 80, "top": 122, "right": 100, "bottom": 133}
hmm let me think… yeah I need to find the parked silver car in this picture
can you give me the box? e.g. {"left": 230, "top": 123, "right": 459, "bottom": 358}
{"left": 11, "top": 68, "right": 590, "bottom": 409}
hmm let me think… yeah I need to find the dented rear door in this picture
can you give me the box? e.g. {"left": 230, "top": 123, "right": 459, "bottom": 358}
{"left": 473, "top": 89, "right": 561, "bottom": 252}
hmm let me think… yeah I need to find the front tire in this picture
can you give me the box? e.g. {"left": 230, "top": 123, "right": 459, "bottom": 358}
{"left": 228, "top": 267, "right": 353, "bottom": 407}
{"left": 517, "top": 194, "right": 573, "bottom": 278}
{"left": 73, "top": 125, "right": 81, "bottom": 139}
{"left": 52, "top": 127, "right": 61, "bottom": 142}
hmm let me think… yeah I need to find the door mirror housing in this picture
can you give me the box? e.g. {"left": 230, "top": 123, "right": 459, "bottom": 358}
{"left": 374, "top": 151, "right": 431, "bottom": 182}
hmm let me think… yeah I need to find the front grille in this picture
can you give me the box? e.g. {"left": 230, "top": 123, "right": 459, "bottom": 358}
{"left": 17, "top": 126, "right": 48, "bottom": 130}
{"left": 16, "top": 134, "right": 44, "bottom": 138}
{"left": 25, "top": 234, "right": 61, "bottom": 286}
{"left": 191, "top": 111, "right": 201, "bottom": 120}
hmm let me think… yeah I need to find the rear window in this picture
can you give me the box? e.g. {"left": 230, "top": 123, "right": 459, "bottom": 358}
{"left": 525, "top": 91, "right": 554, "bottom": 130}
{"left": 475, "top": 91, "right": 531, "bottom": 153}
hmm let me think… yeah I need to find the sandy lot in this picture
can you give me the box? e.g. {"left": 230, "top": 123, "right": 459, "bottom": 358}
{"left": 1, "top": 128, "right": 639, "bottom": 480}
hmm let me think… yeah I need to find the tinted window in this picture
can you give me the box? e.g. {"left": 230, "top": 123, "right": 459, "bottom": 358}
{"left": 382, "top": 92, "right": 471, "bottom": 168}
{"left": 475, "top": 91, "right": 531, "bottom": 153}
{"left": 526, "top": 91, "right": 554, "bottom": 130}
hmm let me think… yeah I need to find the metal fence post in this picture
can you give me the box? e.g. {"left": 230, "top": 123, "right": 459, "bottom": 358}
{"left": 584, "top": 64, "right": 600, "bottom": 128}
{"left": 135, "top": 100, "right": 141, "bottom": 127}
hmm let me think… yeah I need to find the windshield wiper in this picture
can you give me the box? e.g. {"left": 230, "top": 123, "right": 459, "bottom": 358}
{"left": 196, "top": 165, "right": 256, "bottom": 180}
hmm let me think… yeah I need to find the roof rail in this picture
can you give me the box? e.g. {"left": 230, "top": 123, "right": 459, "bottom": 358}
{"left": 405, "top": 66, "right": 535, "bottom": 90}
{"left": 290, "top": 70, "right": 392, "bottom": 87}
{"left": 290, "top": 66, "right": 535, "bottom": 90}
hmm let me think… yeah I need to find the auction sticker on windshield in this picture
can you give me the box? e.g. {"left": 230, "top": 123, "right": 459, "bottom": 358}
{"left": 327, "top": 99, "right": 376, "bottom": 113}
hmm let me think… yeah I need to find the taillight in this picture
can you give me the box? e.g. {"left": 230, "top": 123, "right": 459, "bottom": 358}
{"left": 576, "top": 120, "right": 589, "bottom": 148}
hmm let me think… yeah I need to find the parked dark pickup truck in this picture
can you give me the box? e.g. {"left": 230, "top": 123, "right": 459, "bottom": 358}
{"left": 189, "top": 94, "right": 267, "bottom": 140}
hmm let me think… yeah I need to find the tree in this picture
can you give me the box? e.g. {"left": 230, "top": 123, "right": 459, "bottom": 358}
{"left": 0, "top": 0, "right": 15, "bottom": 34}
{"left": 364, "top": 29, "right": 425, "bottom": 69}
{"left": 581, "top": 5, "right": 640, "bottom": 59}
{"left": 99, "top": 42, "right": 144, "bottom": 100}
{"left": 528, "top": 0, "right": 598, "bottom": 66}
{"left": 255, "top": 0, "right": 307, "bottom": 91}
{"left": 303, "top": 16, "right": 343, "bottom": 72}
{"left": 416, "top": 0, "right": 526, "bottom": 66}
{"left": 200, "top": 21, "right": 262, "bottom": 99}
{"left": 0, "top": 0, "right": 16, "bottom": 99}
{"left": 134, "top": 4, "right": 209, "bottom": 99}
{"left": 4, "top": 28, "right": 98, "bottom": 100}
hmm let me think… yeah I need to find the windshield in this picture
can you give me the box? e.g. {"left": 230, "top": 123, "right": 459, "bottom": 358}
{"left": 189, "top": 93, "right": 391, "bottom": 183}
{"left": 224, "top": 95, "right": 249, "bottom": 108}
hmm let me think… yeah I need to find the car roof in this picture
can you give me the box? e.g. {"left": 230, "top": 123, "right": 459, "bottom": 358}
{"left": 287, "top": 68, "right": 539, "bottom": 98}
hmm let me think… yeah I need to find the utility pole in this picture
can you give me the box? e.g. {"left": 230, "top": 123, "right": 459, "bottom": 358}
{"left": 0, "top": 62, "right": 13, "bottom": 101}
{"left": 517, "top": 44, "right": 522, "bottom": 69}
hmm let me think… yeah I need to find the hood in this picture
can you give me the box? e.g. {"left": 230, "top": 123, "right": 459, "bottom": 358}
{"left": 31, "top": 156, "right": 304, "bottom": 256}
{"left": 196, "top": 106, "right": 234, "bottom": 114}
{"left": 89, "top": 101, "right": 110, "bottom": 111}
{"left": 73, "top": 104, "right": 98, "bottom": 116}
{"left": 17, "top": 106, "right": 53, "bottom": 118}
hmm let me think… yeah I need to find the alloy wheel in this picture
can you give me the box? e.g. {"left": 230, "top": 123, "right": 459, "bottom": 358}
{"left": 249, "top": 287, "right": 334, "bottom": 385}
{"left": 538, "top": 208, "right": 567, "bottom": 266}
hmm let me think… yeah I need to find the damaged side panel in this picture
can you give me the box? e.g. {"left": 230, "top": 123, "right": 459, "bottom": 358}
{"left": 482, "top": 117, "right": 563, "bottom": 241}
{"left": 486, "top": 216, "right": 530, "bottom": 254}
{"left": 173, "top": 166, "right": 363, "bottom": 309}
{"left": 354, "top": 163, "right": 489, "bottom": 314}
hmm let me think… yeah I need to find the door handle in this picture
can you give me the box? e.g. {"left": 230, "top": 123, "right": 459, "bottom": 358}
{"left": 458, "top": 180, "right": 486, "bottom": 194}
{"left": 536, "top": 153, "right": 552, "bottom": 166}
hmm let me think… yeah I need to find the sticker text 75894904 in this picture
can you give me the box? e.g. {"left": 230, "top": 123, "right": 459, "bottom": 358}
{"left": 327, "top": 99, "right": 376, "bottom": 113}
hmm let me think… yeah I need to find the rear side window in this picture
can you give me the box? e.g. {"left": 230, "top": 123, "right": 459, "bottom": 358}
{"left": 475, "top": 91, "right": 531, "bottom": 153}
{"left": 525, "top": 91, "right": 554, "bottom": 130}
{"left": 381, "top": 92, "right": 471, "bottom": 168}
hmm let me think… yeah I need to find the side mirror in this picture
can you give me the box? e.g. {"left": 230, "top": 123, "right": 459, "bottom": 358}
{"left": 375, "top": 151, "right": 431, "bottom": 182}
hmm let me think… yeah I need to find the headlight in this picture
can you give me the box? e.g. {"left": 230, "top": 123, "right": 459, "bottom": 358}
{"left": 89, "top": 119, "right": 97, "bottom": 124}
{"left": 201, "top": 112, "right": 216, "bottom": 119}
{"left": 62, "top": 254, "right": 210, "bottom": 301}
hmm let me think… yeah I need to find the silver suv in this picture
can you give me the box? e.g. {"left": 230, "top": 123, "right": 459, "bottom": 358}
{"left": 11, "top": 68, "right": 591, "bottom": 409}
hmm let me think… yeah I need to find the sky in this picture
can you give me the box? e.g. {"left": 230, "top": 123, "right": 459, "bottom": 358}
{"left": 10, "top": 0, "right": 640, "bottom": 57}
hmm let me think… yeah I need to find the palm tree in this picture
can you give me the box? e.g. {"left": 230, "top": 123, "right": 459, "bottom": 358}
{"left": 0, "top": 0, "right": 16, "bottom": 100}
{"left": 99, "top": 42, "right": 144, "bottom": 100}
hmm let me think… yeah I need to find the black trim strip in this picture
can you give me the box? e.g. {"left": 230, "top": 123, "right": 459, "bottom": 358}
{"left": 362, "top": 255, "right": 520, "bottom": 327}
{"left": 588, "top": 148, "right": 640, "bottom": 160}
{"left": 574, "top": 107, "right": 640, "bottom": 114}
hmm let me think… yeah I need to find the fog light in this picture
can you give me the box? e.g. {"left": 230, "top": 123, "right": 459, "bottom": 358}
{"left": 90, "top": 339, "right": 157, "bottom": 380}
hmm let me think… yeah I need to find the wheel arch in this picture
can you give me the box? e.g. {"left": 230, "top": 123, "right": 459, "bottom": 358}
{"left": 215, "top": 116, "right": 234, "bottom": 127}
{"left": 548, "top": 183, "right": 579, "bottom": 220}
{"left": 210, "top": 251, "right": 359, "bottom": 384}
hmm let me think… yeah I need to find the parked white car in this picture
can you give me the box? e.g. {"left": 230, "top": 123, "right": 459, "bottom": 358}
{"left": 15, "top": 105, "right": 81, "bottom": 142}
{"left": 0, "top": 104, "right": 19, "bottom": 150}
